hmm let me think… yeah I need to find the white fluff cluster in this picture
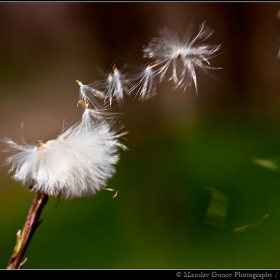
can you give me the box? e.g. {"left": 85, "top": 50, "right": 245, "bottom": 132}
{"left": 142, "top": 22, "right": 221, "bottom": 93}
{"left": 4, "top": 123, "right": 126, "bottom": 199}
{"left": 3, "top": 119, "right": 126, "bottom": 199}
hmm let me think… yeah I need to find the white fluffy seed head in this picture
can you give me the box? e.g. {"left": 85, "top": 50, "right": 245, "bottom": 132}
{"left": 3, "top": 120, "right": 127, "bottom": 199}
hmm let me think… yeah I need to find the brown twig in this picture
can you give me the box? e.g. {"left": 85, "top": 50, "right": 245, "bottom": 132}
{"left": 7, "top": 190, "right": 49, "bottom": 269}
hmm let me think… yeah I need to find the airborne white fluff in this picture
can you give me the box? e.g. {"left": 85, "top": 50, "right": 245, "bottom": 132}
{"left": 143, "top": 22, "right": 221, "bottom": 94}
{"left": 3, "top": 118, "right": 126, "bottom": 199}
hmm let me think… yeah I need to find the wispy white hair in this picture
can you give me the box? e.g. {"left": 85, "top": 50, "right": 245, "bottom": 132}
{"left": 3, "top": 120, "right": 127, "bottom": 199}
{"left": 143, "top": 22, "right": 221, "bottom": 94}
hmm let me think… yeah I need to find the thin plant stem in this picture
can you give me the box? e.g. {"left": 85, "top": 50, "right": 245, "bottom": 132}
{"left": 7, "top": 190, "right": 49, "bottom": 269}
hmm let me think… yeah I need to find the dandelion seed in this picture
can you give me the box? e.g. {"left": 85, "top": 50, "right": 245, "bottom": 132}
{"left": 143, "top": 22, "right": 221, "bottom": 93}
{"left": 93, "top": 64, "right": 129, "bottom": 106}
{"left": 76, "top": 79, "right": 104, "bottom": 102}
{"left": 3, "top": 120, "right": 127, "bottom": 199}
{"left": 104, "top": 65, "right": 129, "bottom": 106}
{"left": 126, "top": 63, "right": 157, "bottom": 100}
{"left": 77, "top": 81, "right": 123, "bottom": 122}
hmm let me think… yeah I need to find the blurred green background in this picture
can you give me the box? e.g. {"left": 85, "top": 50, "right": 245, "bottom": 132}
{"left": 1, "top": 2, "right": 280, "bottom": 269}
